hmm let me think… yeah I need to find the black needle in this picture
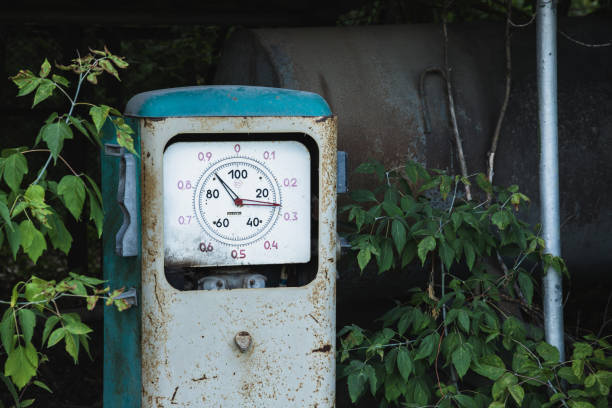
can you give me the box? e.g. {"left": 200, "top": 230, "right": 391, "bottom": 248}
{"left": 215, "top": 173, "right": 240, "bottom": 205}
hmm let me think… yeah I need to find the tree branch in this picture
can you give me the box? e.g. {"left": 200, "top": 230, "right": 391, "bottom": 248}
{"left": 487, "top": 0, "right": 512, "bottom": 197}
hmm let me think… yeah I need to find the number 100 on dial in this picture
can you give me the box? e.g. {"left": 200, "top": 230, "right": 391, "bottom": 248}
{"left": 163, "top": 140, "right": 311, "bottom": 267}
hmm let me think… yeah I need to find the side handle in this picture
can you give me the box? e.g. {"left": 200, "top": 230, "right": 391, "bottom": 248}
{"left": 105, "top": 144, "right": 138, "bottom": 257}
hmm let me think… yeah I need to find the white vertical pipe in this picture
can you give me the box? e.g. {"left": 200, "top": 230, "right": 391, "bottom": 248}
{"left": 537, "top": 0, "right": 565, "bottom": 360}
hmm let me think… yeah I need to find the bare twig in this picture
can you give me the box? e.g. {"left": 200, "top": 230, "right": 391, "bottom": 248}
{"left": 509, "top": 11, "right": 536, "bottom": 28}
{"left": 442, "top": 20, "right": 472, "bottom": 201}
{"left": 487, "top": 0, "right": 512, "bottom": 196}
{"left": 23, "top": 149, "right": 81, "bottom": 177}
{"left": 559, "top": 30, "right": 611, "bottom": 48}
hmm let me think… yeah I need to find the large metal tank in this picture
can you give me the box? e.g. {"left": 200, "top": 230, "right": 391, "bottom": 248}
{"left": 214, "top": 20, "right": 612, "bottom": 279}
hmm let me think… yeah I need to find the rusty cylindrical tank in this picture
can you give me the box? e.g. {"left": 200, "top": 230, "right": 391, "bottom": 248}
{"left": 213, "top": 20, "right": 612, "bottom": 307}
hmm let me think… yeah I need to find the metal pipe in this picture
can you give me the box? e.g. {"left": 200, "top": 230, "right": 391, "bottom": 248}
{"left": 537, "top": 0, "right": 565, "bottom": 360}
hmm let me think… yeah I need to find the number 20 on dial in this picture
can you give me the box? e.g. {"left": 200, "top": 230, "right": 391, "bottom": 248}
{"left": 163, "top": 140, "right": 311, "bottom": 267}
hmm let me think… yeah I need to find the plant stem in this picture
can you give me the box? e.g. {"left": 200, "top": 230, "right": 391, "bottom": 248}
{"left": 442, "top": 19, "right": 472, "bottom": 201}
{"left": 487, "top": 0, "right": 513, "bottom": 198}
{"left": 32, "top": 63, "right": 87, "bottom": 185}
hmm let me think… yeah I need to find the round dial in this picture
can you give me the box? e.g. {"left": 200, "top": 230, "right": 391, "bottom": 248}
{"left": 193, "top": 157, "right": 281, "bottom": 245}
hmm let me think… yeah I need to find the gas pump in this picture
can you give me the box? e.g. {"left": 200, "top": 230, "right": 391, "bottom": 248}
{"left": 102, "top": 86, "right": 337, "bottom": 407}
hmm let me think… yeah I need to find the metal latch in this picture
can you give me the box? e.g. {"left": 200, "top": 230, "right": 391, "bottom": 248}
{"left": 105, "top": 144, "right": 138, "bottom": 257}
{"left": 337, "top": 151, "right": 348, "bottom": 194}
{"left": 114, "top": 287, "right": 138, "bottom": 306}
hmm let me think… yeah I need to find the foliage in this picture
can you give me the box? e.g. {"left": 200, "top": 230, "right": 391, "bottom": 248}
{"left": 338, "top": 161, "right": 611, "bottom": 407}
{"left": 0, "top": 48, "right": 135, "bottom": 406}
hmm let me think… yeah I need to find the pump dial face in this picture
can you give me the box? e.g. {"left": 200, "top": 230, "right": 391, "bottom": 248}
{"left": 163, "top": 140, "right": 311, "bottom": 267}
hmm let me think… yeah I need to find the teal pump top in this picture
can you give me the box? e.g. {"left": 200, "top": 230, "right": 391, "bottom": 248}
{"left": 124, "top": 86, "right": 332, "bottom": 118}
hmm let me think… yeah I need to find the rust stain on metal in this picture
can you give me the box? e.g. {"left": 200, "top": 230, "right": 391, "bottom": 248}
{"left": 312, "top": 344, "right": 332, "bottom": 353}
{"left": 192, "top": 374, "right": 217, "bottom": 382}
{"left": 170, "top": 386, "right": 179, "bottom": 404}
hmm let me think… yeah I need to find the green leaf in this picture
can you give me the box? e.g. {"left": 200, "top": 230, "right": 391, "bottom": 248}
{"left": 491, "top": 210, "right": 512, "bottom": 230}
{"left": 452, "top": 343, "right": 472, "bottom": 378}
{"left": 439, "top": 240, "right": 454, "bottom": 270}
{"left": 41, "top": 121, "right": 73, "bottom": 162}
{"left": 0, "top": 309, "right": 15, "bottom": 354}
{"left": 572, "top": 342, "right": 593, "bottom": 360}
{"left": 18, "top": 220, "right": 47, "bottom": 263}
{"left": 397, "top": 347, "right": 413, "bottom": 381}
{"left": 0, "top": 200, "right": 12, "bottom": 229}
{"left": 572, "top": 358, "right": 585, "bottom": 378}
{"left": 17, "top": 77, "right": 42, "bottom": 97}
{"left": 454, "top": 394, "right": 477, "bottom": 408}
{"left": 362, "top": 364, "right": 377, "bottom": 396}
{"left": 536, "top": 341, "right": 560, "bottom": 364}
{"left": 68, "top": 116, "right": 91, "bottom": 139}
{"left": 3, "top": 153, "right": 28, "bottom": 191}
{"left": 89, "top": 105, "right": 111, "bottom": 132}
{"left": 33, "top": 380, "right": 52, "bottom": 393}
{"left": 46, "top": 213, "right": 72, "bottom": 254}
{"left": 109, "top": 54, "right": 129, "bottom": 69}
{"left": 568, "top": 402, "right": 595, "bottom": 408}
{"left": 32, "top": 79, "right": 55, "bottom": 107}
{"left": 52, "top": 74, "right": 70, "bottom": 87}
{"left": 391, "top": 220, "right": 407, "bottom": 254}
{"left": 415, "top": 333, "right": 437, "bottom": 361}
{"left": 99, "top": 59, "right": 120, "bottom": 80}
{"left": 417, "top": 236, "right": 436, "bottom": 265}
{"left": 475, "top": 173, "right": 493, "bottom": 194}
{"left": 350, "top": 189, "right": 378, "bottom": 203}
{"left": 384, "top": 373, "right": 403, "bottom": 403}
{"left": 57, "top": 175, "right": 86, "bottom": 220}
{"left": 357, "top": 248, "right": 371, "bottom": 271}
{"left": 376, "top": 239, "right": 394, "bottom": 273}
{"left": 47, "top": 327, "right": 65, "bottom": 348}
{"left": 17, "top": 309, "right": 36, "bottom": 344}
{"left": 457, "top": 309, "right": 470, "bottom": 333}
{"left": 382, "top": 201, "right": 403, "bottom": 217}
{"left": 492, "top": 372, "right": 517, "bottom": 401}
{"left": 39, "top": 58, "right": 51, "bottom": 78}
{"left": 517, "top": 271, "right": 534, "bottom": 305}
{"left": 64, "top": 320, "right": 92, "bottom": 335}
{"left": 347, "top": 370, "right": 366, "bottom": 403}
{"left": 508, "top": 384, "right": 525, "bottom": 405}
{"left": 86, "top": 187, "right": 104, "bottom": 237}
{"left": 5, "top": 223, "right": 21, "bottom": 259}
{"left": 472, "top": 354, "right": 506, "bottom": 381}
{"left": 42, "top": 316, "right": 60, "bottom": 346}
{"left": 4, "top": 343, "right": 38, "bottom": 390}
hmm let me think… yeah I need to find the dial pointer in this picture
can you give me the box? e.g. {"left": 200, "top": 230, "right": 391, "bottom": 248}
{"left": 215, "top": 173, "right": 241, "bottom": 205}
{"left": 237, "top": 198, "right": 280, "bottom": 207}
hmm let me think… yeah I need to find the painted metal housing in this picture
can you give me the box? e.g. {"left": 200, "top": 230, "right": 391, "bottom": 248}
{"left": 103, "top": 86, "right": 337, "bottom": 407}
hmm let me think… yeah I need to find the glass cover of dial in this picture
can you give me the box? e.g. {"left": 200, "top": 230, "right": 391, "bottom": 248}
{"left": 163, "top": 140, "right": 311, "bottom": 267}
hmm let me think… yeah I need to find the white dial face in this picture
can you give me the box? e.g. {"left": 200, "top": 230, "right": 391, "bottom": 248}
{"left": 163, "top": 140, "right": 311, "bottom": 267}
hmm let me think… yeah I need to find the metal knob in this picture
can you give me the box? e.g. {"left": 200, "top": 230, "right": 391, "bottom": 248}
{"left": 234, "top": 331, "right": 252, "bottom": 353}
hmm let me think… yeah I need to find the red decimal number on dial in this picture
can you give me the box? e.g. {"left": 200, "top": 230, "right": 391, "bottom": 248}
{"left": 177, "top": 180, "right": 192, "bottom": 190}
{"left": 282, "top": 178, "right": 298, "bottom": 187}
{"left": 283, "top": 212, "right": 298, "bottom": 221}
{"left": 178, "top": 215, "right": 192, "bottom": 225}
{"left": 199, "top": 242, "right": 213, "bottom": 252}
{"left": 263, "top": 240, "right": 278, "bottom": 250}
{"left": 198, "top": 152, "right": 212, "bottom": 161}
{"left": 231, "top": 249, "right": 246, "bottom": 259}
{"left": 263, "top": 151, "right": 275, "bottom": 160}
